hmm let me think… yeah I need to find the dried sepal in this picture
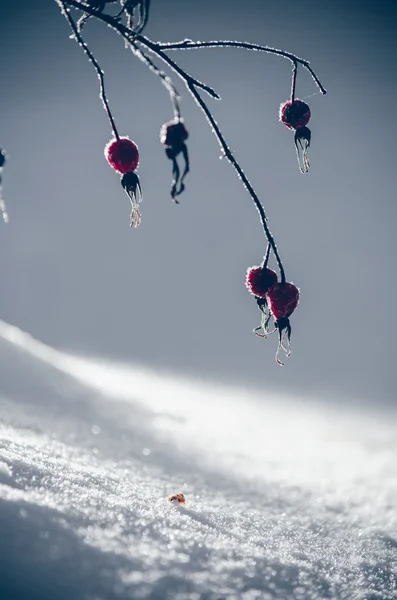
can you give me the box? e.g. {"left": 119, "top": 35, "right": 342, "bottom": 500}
{"left": 294, "top": 127, "right": 311, "bottom": 174}
{"left": 274, "top": 317, "right": 292, "bottom": 366}
{"left": 254, "top": 297, "right": 273, "bottom": 338}
{"left": 121, "top": 171, "right": 143, "bottom": 228}
{"left": 0, "top": 148, "right": 8, "bottom": 223}
{"left": 249, "top": 281, "right": 300, "bottom": 366}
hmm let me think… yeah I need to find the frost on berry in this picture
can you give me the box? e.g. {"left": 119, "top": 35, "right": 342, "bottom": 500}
{"left": 246, "top": 265, "right": 278, "bottom": 298}
{"left": 105, "top": 137, "right": 143, "bottom": 227}
{"left": 0, "top": 148, "right": 9, "bottom": 224}
{"left": 105, "top": 137, "right": 140, "bottom": 174}
{"left": 266, "top": 282, "right": 300, "bottom": 366}
{"left": 160, "top": 119, "right": 190, "bottom": 202}
{"left": 279, "top": 100, "right": 311, "bottom": 130}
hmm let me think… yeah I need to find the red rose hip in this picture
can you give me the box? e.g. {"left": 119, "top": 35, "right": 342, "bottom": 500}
{"left": 105, "top": 137, "right": 139, "bottom": 174}
{"left": 246, "top": 266, "right": 278, "bottom": 298}
{"left": 266, "top": 282, "right": 299, "bottom": 320}
{"left": 279, "top": 100, "right": 311, "bottom": 130}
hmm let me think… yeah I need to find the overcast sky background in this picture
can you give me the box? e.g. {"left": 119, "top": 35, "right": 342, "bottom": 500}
{"left": 0, "top": 0, "right": 396, "bottom": 407}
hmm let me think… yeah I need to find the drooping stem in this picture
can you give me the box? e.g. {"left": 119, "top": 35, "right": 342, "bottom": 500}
{"left": 128, "top": 43, "right": 182, "bottom": 120}
{"left": 290, "top": 61, "right": 297, "bottom": 103}
{"left": 56, "top": 0, "right": 120, "bottom": 139}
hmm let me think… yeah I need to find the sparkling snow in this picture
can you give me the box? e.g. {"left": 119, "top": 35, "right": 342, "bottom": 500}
{"left": 0, "top": 320, "right": 396, "bottom": 600}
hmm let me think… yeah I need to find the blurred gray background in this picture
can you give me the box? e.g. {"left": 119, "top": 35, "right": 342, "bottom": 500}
{"left": 0, "top": 0, "right": 396, "bottom": 406}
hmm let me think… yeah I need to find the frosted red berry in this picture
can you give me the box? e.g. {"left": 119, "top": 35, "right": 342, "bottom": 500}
{"left": 266, "top": 282, "right": 299, "bottom": 320}
{"left": 246, "top": 266, "right": 278, "bottom": 298}
{"left": 160, "top": 120, "right": 189, "bottom": 149}
{"left": 280, "top": 100, "right": 311, "bottom": 130}
{"left": 105, "top": 137, "right": 139, "bottom": 174}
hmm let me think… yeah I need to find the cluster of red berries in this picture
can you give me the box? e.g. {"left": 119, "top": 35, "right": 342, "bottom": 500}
{"left": 104, "top": 120, "right": 190, "bottom": 225}
{"left": 103, "top": 102, "right": 311, "bottom": 365}
{"left": 241, "top": 98, "right": 313, "bottom": 364}
{"left": 246, "top": 264, "right": 299, "bottom": 366}
{"left": 279, "top": 99, "right": 311, "bottom": 173}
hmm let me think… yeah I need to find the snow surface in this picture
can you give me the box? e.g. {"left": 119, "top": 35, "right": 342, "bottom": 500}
{"left": 0, "top": 320, "right": 396, "bottom": 600}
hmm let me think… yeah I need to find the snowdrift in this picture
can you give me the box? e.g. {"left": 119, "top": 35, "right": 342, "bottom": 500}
{"left": 0, "top": 320, "right": 396, "bottom": 600}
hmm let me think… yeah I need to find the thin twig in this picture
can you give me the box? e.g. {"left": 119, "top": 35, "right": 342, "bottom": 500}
{"left": 62, "top": 0, "right": 221, "bottom": 100}
{"left": 290, "top": 61, "right": 297, "bottom": 103}
{"left": 130, "top": 35, "right": 221, "bottom": 100}
{"left": 263, "top": 243, "right": 271, "bottom": 269}
{"left": 55, "top": 0, "right": 120, "bottom": 139}
{"left": 156, "top": 39, "right": 327, "bottom": 96}
{"left": 129, "top": 43, "right": 182, "bottom": 120}
{"left": 59, "top": 0, "right": 287, "bottom": 281}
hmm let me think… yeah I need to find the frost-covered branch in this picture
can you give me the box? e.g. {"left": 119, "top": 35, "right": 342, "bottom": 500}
{"left": 156, "top": 39, "right": 326, "bottom": 96}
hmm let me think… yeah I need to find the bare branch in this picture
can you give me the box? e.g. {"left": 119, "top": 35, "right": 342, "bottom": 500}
{"left": 156, "top": 39, "right": 327, "bottom": 96}
{"left": 61, "top": 0, "right": 221, "bottom": 99}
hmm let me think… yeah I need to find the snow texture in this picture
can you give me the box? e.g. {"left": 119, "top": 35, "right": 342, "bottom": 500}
{"left": 0, "top": 320, "right": 396, "bottom": 600}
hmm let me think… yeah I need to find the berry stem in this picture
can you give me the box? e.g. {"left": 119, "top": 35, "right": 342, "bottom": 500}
{"left": 290, "top": 61, "right": 297, "bottom": 103}
{"left": 56, "top": 0, "right": 120, "bottom": 140}
{"left": 262, "top": 243, "right": 271, "bottom": 269}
